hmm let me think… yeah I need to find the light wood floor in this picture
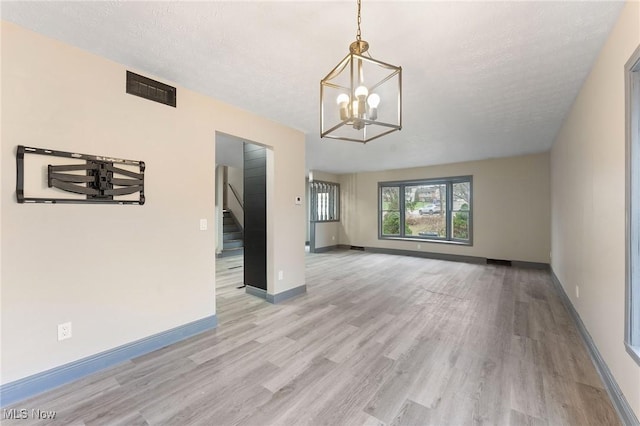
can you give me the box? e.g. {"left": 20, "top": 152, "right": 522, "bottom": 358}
{"left": 7, "top": 249, "right": 619, "bottom": 425}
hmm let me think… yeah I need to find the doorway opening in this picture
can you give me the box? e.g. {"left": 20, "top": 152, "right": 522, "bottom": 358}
{"left": 215, "top": 132, "right": 269, "bottom": 323}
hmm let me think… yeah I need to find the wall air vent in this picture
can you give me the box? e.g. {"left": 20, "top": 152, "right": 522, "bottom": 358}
{"left": 487, "top": 258, "right": 512, "bottom": 267}
{"left": 126, "top": 71, "right": 176, "bottom": 107}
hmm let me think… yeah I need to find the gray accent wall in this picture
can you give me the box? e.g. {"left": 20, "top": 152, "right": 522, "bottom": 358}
{"left": 243, "top": 143, "right": 267, "bottom": 291}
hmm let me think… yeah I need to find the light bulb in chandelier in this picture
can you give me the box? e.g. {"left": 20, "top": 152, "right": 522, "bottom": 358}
{"left": 336, "top": 93, "right": 350, "bottom": 121}
{"left": 367, "top": 93, "right": 380, "bottom": 108}
{"left": 354, "top": 86, "right": 368, "bottom": 98}
{"left": 367, "top": 93, "right": 380, "bottom": 120}
{"left": 354, "top": 85, "right": 368, "bottom": 119}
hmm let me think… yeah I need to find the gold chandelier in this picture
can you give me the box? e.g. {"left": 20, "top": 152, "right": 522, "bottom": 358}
{"left": 320, "top": 0, "right": 402, "bottom": 143}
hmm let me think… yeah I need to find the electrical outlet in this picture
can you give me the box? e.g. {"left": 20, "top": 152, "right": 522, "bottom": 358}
{"left": 278, "top": 270, "right": 284, "bottom": 280}
{"left": 199, "top": 219, "right": 208, "bottom": 231}
{"left": 58, "top": 322, "right": 72, "bottom": 341}
{"left": 576, "top": 285, "right": 580, "bottom": 299}
{"left": 332, "top": 236, "right": 335, "bottom": 241}
{"left": 417, "top": 244, "right": 422, "bottom": 249}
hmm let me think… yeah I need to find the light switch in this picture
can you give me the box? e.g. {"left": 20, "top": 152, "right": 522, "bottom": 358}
{"left": 295, "top": 196, "right": 302, "bottom": 205}
{"left": 200, "top": 219, "right": 207, "bottom": 231}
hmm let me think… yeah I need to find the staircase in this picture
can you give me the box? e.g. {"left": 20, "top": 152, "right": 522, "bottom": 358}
{"left": 221, "top": 209, "right": 243, "bottom": 257}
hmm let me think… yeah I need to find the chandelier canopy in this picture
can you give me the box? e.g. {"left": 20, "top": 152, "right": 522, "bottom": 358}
{"left": 320, "top": 0, "right": 402, "bottom": 144}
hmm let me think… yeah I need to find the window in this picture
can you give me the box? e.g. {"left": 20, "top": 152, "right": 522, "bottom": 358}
{"left": 379, "top": 176, "right": 472, "bottom": 243}
{"left": 626, "top": 46, "right": 640, "bottom": 365}
{"left": 310, "top": 180, "right": 340, "bottom": 222}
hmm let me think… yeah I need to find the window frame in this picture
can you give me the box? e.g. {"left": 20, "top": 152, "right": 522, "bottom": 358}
{"left": 378, "top": 175, "right": 473, "bottom": 245}
{"left": 310, "top": 180, "right": 340, "bottom": 223}
{"left": 625, "top": 45, "right": 640, "bottom": 366}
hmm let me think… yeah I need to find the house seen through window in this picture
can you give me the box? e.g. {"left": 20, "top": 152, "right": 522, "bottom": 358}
{"left": 379, "top": 176, "right": 472, "bottom": 243}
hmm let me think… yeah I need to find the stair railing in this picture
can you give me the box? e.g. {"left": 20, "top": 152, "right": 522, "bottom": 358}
{"left": 228, "top": 183, "right": 244, "bottom": 211}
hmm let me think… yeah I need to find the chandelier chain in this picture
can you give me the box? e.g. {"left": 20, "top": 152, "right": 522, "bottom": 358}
{"left": 356, "top": 0, "right": 362, "bottom": 41}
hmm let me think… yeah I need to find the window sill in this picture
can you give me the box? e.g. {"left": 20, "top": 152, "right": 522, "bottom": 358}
{"left": 379, "top": 236, "right": 473, "bottom": 247}
{"left": 625, "top": 342, "right": 640, "bottom": 366}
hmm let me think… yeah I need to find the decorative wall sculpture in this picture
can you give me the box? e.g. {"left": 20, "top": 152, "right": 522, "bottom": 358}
{"left": 16, "top": 145, "right": 145, "bottom": 205}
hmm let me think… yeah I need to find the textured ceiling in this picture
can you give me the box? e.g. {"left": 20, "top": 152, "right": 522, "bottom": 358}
{"left": 216, "top": 132, "right": 244, "bottom": 170}
{"left": 1, "top": 1, "right": 624, "bottom": 174}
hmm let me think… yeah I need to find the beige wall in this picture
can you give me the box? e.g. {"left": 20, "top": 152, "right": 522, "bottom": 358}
{"left": 550, "top": 1, "right": 640, "bottom": 417}
{"left": 311, "top": 171, "right": 339, "bottom": 183}
{"left": 314, "top": 222, "right": 340, "bottom": 250}
{"left": 339, "top": 153, "right": 551, "bottom": 263}
{"left": 1, "top": 21, "right": 305, "bottom": 384}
